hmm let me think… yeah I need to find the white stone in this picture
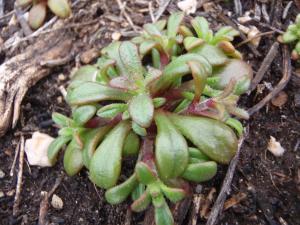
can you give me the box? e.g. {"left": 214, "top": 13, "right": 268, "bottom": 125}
{"left": 25, "top": 132, "right": 54, "bottom": 167}
{"left": 51, "top": 194, "right": 64, "bottom": 209}
{"left": 177, "top": 0, "right": 197, "bottom": 15}
{"left": 268, "top": 136, "right": 285, "bottom": 157}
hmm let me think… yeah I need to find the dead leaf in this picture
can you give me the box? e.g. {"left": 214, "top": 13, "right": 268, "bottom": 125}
{"left": 51, "top": 194, "right": 64, "bottom": 209}
{"left": 271, "top": 91, "right": 288, "bottom": 107}
{"left": 224, "top": 192, "right": 247, "bottom": 210}
{"left": 267, "top": 136, "right": 285, "bottom": 157}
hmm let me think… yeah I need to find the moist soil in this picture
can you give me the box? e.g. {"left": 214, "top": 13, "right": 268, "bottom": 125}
{"left": 0, "top": 0, "right": 300, "bottom": 225}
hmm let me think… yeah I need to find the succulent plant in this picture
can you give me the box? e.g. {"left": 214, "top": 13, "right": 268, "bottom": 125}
{"left": 280, "top": 14, "right": 300, "bottom": 60}
{"left": 48, "top": 12, "right": 252, "bottom": 225}
{"left": 16, "top": 0, "right": 71, "bottom": 29}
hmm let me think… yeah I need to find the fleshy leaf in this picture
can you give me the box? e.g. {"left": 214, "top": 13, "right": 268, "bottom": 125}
{"left": 191, "top": 17, "right": 213, "bottom": 42}
{"left": 132, "top": 183, "right": 146, "bottom": 201}
{"left": 212, "top": 59, "right": 253, "bottom": 93}
{"left": 48, "top": 136, "right": 71, "bottom": 164}
{"left": 89, "top": 121, "right": 131, "bottom": 189}
{"left": 119, "top": 41, "right": 144, "bottom": 81}
{"left": 105, "top": 174, "right": 138, "bottom": 204}
{"left": 159, "top": 183, "right": 186, "bottom": 203}
{"left": 28, "top": 3, "right": 47, "bottom": 29}
{"left": 155, "top": 112, "right": 188, "bottom": 179}
{"left": 132, "top": 122, "right": 147, "bottom": 136}
{"left": 73, "top": 105, "right": 97, "bottom": 125}
{"left": 211, "top": 26, "right": 239, "bottom": 44}
{"left": 135, "top": 162, "right": 157, "bottom": 185}
{"left": 181, "top": 161, "right": 217, "bottom": 182}
{"left": 140, "top": 40, "right": 157, "bottom": 56}
{"left": 123, "top": 131, "right": 140, "bottom": 156}
{"left": 167, "top": 12, "right": 184, "bottom": 38}
{"left": 225, "top": 118, "right": 243, "bottom": 137}
{"left": 154, "top": 19, "right": 167, "bottom": 31}
{"left": 153, "top": 194, "right": 174, "bottom": 225}
{"left": 63, "top": 139, "right": 84, "bottom": 176}
{"left": 47, "top": 0, "right": 71, "bottom": 18}
{"left": 153, "top": 54, "right": 212, "bottom": 93}
{"left": 188, "top": 147, "right": 209, "bottom": 161}
{"left": 183, "top": 37, "right": 205, "bottom": 51}
{"left": 129, "top": 93, "right": 154, "bottom": 128}
{"left": 71, "top": 65, "right": 99, "bottom": 82}
{"left": 153, "top": 97, "right": 166, "bottom": 108}
{"left": 282, "top": 30, "right": 298, "bottom": 43}
{"left": 187, "top": 61, "right": 207, "bottom": 102}
{"left": 82, "top": 126, "right": 112, "bottom": 168}
{"left": 131, "top": 190, "right": 151, "bottom": 212}
{"left": 191, "top": 43, "right": 228, "bottom": 66}
{"left": 97, "top": 103, "right": 127, "bottom": 118}
{"left": 66, "top": 82, "right": 132, "bottom": 105}
{"left": 52, "top": 112, "right": 73, "bottom": 127}
{"left": 16, "top": 0, "right": 32, "bottom": 7}
{"left": 169, "top": 113, "right": 238, "bottom": 164}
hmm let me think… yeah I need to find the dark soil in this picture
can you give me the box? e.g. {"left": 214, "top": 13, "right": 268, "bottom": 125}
{"left": 0, "top": 1, "right": 300, "bottom": 225}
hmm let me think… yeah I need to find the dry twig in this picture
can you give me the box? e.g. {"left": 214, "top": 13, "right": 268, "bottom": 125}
{"left": 10, "top": 140, "right": 21, "bottom": 177}
{"left": 13, "top": 135, "right": 25, "bottom": 216}
{"left": 248, "top": 46, "right": 291, "bottom": 115}
{"left": 206, "top": 132, "right": 248, "bottom": 225}
{"left": 15, "top": 5, "right": 33, "bottom": 36}
{"left": 250, "top": 42, "right": 280, "bottom": 92}
{"left": 189, "top": 194, "right": 203, "bottom": 225}
{"left": 38, "top": 176, "right": 63, "bottom": 225}
{"left": 154, "top": 0, "right": 172, "bottom": 22}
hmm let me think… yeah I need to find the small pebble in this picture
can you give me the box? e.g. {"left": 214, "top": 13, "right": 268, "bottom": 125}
{"left": 80, "top": 48, "right": 100, "bottom": 64}
{"left": 58, "top": 74, "right": 66, "bottom": 81}
{"left": 51, "top": 194, "right": 64, "bottom": 210}
{"left": 0, "top": 191, "right": 4, "bottom": 198}
{"left": 112, "top": 32, "right": 121, "bottom": 41}
{"left": 0, "top": 169, "right": 5, "bottom": 179}
{"left": 57, "top": 96, "right": 63, "bottom": 104}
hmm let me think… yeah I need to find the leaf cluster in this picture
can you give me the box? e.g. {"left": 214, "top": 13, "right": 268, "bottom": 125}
{"left": 47, "top": 12, "right": 252, "bottom": 225}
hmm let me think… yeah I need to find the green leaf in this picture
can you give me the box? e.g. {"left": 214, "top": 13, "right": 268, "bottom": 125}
{"left": 191, "top": 43, "right": 228, "bottom": 66}
{"left": 63, "top": 139, "right": 84, "bottom": 176}
{"left": 140, "top": 40, "right": 157, "bottom": 56}
{"left": 155, "top": 112, "right": 189, "bottom": 179}
{"left": 153, "top": 53, "right": 212, "bottom": 93}
{"left": 71, "top": 65, "right": 99, "bottom": 82}
{"left": 135, "top": 162, "right": 157, "bottom": 185}
{"left": 82, "top": 126, "right": 112, "bottom": 169}
{"left": 169, "top": 113, "right": 238, "bottom": 164}
{"left": 144, "top": 67, "right": 163, "bottom": 87}
{"left": 154, "top": 19, "right": 167, "bottom": 31}
{"left": 225, "top": 118, "right": 243, "bottom": 137}
{"left": 52, "top": 112, "right": 73, "bottom": 127}
{"left": 119, "top": 41, "right": 144, "bottom": 81}
{"left": 153, "top": 97, "right": 166, "bottom": 108}
{"left": 153, "top": 194, "right": 174, "bottom": 225}
{"left": 179, "top": 25, "right": 194, "bottom": 37}
{"left": 132, "top": 183, "right": 146, "bottom": 201}
{"left": 89, "top": 121, "right": 131, "bottom": 189}
{"left": 66, "top": 82, "right": 132, "bottom": 105}
{"left": 144, "top": 23, "right": 162, "bottom": 36}
{"left": 97, "top": 103, "right": 127, "bottom": 118}
{"left": 159, "top": 183, "right": 186, "bottom": 203}
{"left": 167, "top": 12, "right": 184, "bottom": 38}
{"left": 183, "top": 37, "right": 205, "bottom": 51}
{"left": 123, "top": 131, "right": 140, "bottom": 156}
{"left": 181, "top": 161, "right": 217, "bottom": 182}
{"left": 73, "top": 105, "right": 97, "bottom": 125}
{"left": 131, "top": 190, "right": 151, "bottom": 212}
{"left": 187, "top": 61, "right": 208, "bottom": 102}
{"left": 174, "top": 99, "right": 192, "bottom": 113}
{"left": 152, "top": 48, "right": 161, "bottom": 69}
{"left": 212, "top": 59, "right": 253, "bottom": 93}
{"left": 48, "top": 0, "right": 71, "bottom": 18}
{"left": 132, "top": 122, "right": 147, "bottom": 136}
{"left": 105, "top": 174, "right": 138, "bottom": 204}
{"left": 191, "top": 17, "right": 213, "bottom": 42}
{"left": 48, "top": 136, "right": 71, "bottom": 165}
{"left": 129, "top": 93, "right": 154, "bottom": 128}
{"left": 282, "top": 30, "right": 298, "bottom": 43}
{"left": 188, "top": 147, "right": 209, "bottom": 161}
{"left": 211, "top": 26, "right": 239, "bottom": 44}
{"left": 58, "top": 127, "right": 74, "bottom": 137}
{"left": 28, "top": 3, "right": 47, "bottom": 29}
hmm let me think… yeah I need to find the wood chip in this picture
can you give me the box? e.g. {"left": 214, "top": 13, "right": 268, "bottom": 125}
{"left": 271, "top": 91, "right": 288, "bottom": 107}
{"left": 200, "top": 188, "right": 216, "bottom": 219}
{"left": 223, "top": 192, "right": 247, "bottom": 210}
